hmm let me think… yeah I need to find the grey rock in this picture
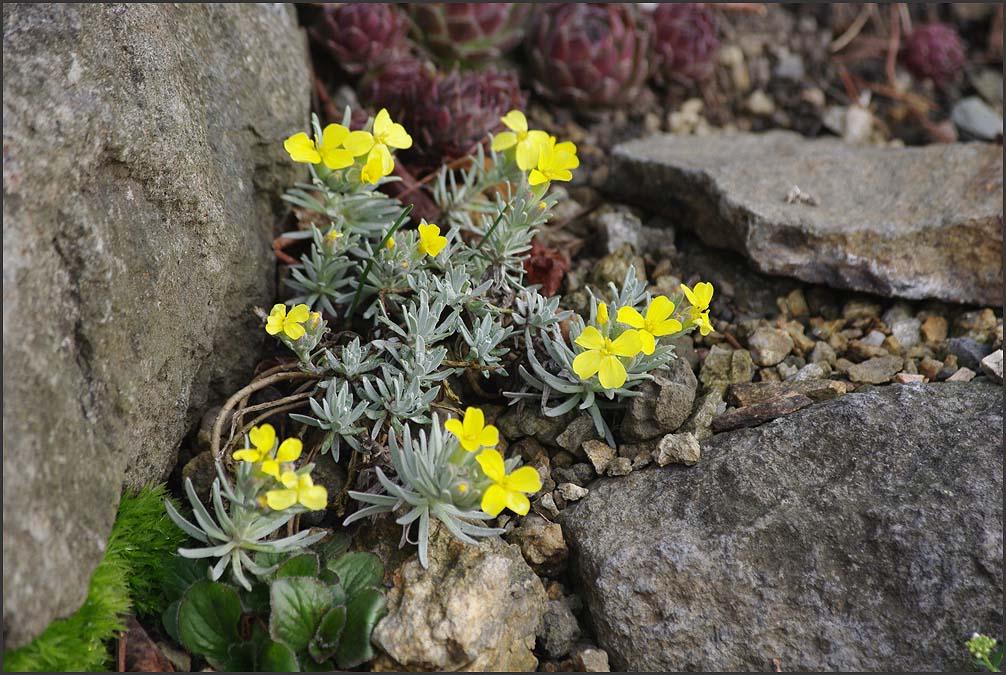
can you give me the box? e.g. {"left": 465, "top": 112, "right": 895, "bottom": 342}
{"left": 952, "top": 96, "right": 1004, "bottom": 141}
{"left": 564, "top": 383, "right": 1003, "bottom": 671}
{"left": 2, "top": 4, "right": 308, "bottom": 648}
{"left": 582, "top": 440, "right": 616, "bottom": 475}
{"left": 500, "top": 404, "right": 574, "bottom": 447}
{"left": 621, "top": 359, "right": 698, "bottom": 441}
{"left": 682, "top": 389, "right": 726, "bottom": 441}
{"left": 373, "top": 523, "right": 546, "bottom": 672}
{"left": 948, "top": 337, "right": 994, "bottom": 371}
{"left": 539, "top": 598, "right": 582, "bottom": 660}
{"left": 980, "top": 349, "right": 1003, "bottom": 383}
{"left": 699, "top": 345, "right": 755, "bottom": 390}
{"left": 861, "top": 330, "right": 886, "bottom": 347}
{"left": 555, "top": 415, "right": 601, "bottom": 457}
{"left": 748, "top": 328, "right": 795, "bottom": 366}
{"left": 809, "top": 340, "right": 837, "bottom": 366}
{"left": 557, "top": 483, "right": 589, "bottom": 502}
{"left": 508, "top": 514, "right": 568, "bottom": 576}
{"left": 606, "top": 131, "right": 1003, "bottom": 305}
{"left": 654, "top": 432, "right": 701, "bottom": 466}
{"left": 789, "top": 362, "right": 827, "bottom": 381}
{"left": 847, "top": 355, "right": 904, "bottom": 384}
{"left": 592, "top": 205, "right": 642, "bottom": 254}
{"left": 605, "top": 457, "right": 633, "bottom": 477}
{"left": 573, "top": 646, "right": 612, "bottom": 672}
{"left": 881, "top": 302, "right": 914, "bottom": 327}
{"left": 890, "top": 318, "right": 923, "bottom": 349}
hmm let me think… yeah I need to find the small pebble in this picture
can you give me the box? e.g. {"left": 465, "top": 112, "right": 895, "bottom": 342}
{"left": 606, "top": 457, "right": 632, "bottom": 477}
{"left": 946, "top": 367, "right": 976, "bottom": 382}
{"left": 558, "top": 483, "right": 589, "bottom": 502}
{"left": 894, "top": 373, "right": 926, "bottom": 384}
{"left": 582, "top": 440, "right": 616, "bottom": 475}
{"left": 980, "top": 349, "right": 1003, "bottom": 383}
{"left": 920, "top": 315, "right": 948, "bottom": 344}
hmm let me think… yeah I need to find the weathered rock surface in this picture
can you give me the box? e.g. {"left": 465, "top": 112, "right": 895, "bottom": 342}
{"left": 621, "top": 358, "right": 697, "bottom": 441}
{"left": 564, "top": 383, "right": 1003, "bottom": 671}
{"left": 2, "top": 4, "right": 308, "bottom": 648}
{"left": 607, "top": 131, "right": 1003, "bottom": 305}
{"left": 372, "top": 525, "right": 546, "bottom": 672}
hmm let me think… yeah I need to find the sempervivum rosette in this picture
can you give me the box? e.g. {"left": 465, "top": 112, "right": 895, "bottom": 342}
{"left": 312, "top": 3, "right": 411, "bottom": 74}
{"left": 650, "top": 3, "right": 720, "bottom": 86}
{"left": 526, "top": 3, "right": 652, "bottom": 107}
{"left": 901, "top": 22, "right": 966, "bottom": 87}
{"left": 408, "top": 3, "right": 531, "bottom": 64}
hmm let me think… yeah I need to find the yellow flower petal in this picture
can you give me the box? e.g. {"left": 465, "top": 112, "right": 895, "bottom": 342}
{"left": 694, "top": 282, "right": 714, "bottom": 307}
{"left": 475, "top": 448, "right": 506, "bottom": 483}
{"left": 572, "top": 349, "right": 602, "bottom": 381}
{"left": 320, "top": 147, "right": 354, "bottom": 170}
{"left": 609, "top": 330, "right": 642, "bottom": 357}
{"left": 500, "top": 110, "right": 528, "bottom": 134}
{"left": 574, "top": 326, "right": 605, "bottom": 351}
{"left": 278, "top": 471, "right": 299, "bottom": 489}
{"left": 373, "top": 108, "right": 412, "bottom": 149}
{"left": 651, "top": 318, "right": 683, "bottom": 337}
{"left": 299, "top": 484, "right": 328, "bottom": 511}
{"left": 249, "top": 424, "right": 276, "bottom": 453}
{"left": 616, "top": 306, "right": 645, "bottom": 329}
{"left": 638, "top": 329, "right": 656, "bottom": 355}
{"left": 283, "top": 321, "right": 306, "bottom": 341}
{"left": 491, "top": 131, "right": 518, "bottom": 152}
{"left": 478, "top": 425, "right": 499, "bottom": 448}
{"left": 646, "top": 296, "right": 675, "bottom": 324}
{"left": 462, "top": 407, "right": 484, "bottom": 438}
{"left": 554, "top": 141, "right": 580, "bottom": 169}
{"left": 266, "top": 489, "right": 298, "bottom": 511}
{"left": 480, "top": 484, "right": 508, "bottom": 517}
{"left": 260, "top": 459, "right": 281, "bottom": 478}
{"left": 505, "top": 466, "right": 542, "bottom": 493}
{"left": 265, "top": 304, "right": 287, "bottom": 335}
{"left": 444, "top": 418, "right": 464, "bottom": 440}
{"left": 360, "top": 152, "right": 384, "bottom": 184}
{"left": 597, "top": 355, "right": 628, "bottom": 389}
{"left": 528, "top": 169, "right": 549, "bottom": 186}
{"left": 680, "top": 283, "right": 697, "bottom": 307}
{"left": 286, "top": 304, "right": 311, "bottom": 323}
{"left": 283, "top": 132, "right": 321, "bottom": 164}
{"left": 505, "top": 490, "right": 531, "bottom": 516}
{"left": 417, "top": 222, "right": 447, "bottom": 257}
{"left": 515, "top": 135, "right": 543, "bottom": 171}
{"left": 597, "top": 302, "right": 609, "bottom": 325}
{"left": 319, "top": 124, "right": 349, "bottom": 156}
{"left": 373, "top": 109, "right": 392, "bottom": 137}
{"left": 276, "top": 438, "right": 302, "bottom": 463}
{"left": 233, "top": 448, "right": 261, "bottom": 463}
{"left": 342, "top": 130, "right": 375, "bottom": 156}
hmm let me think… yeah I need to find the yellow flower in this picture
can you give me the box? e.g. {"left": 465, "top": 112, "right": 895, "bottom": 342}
{"left": 385, "top": 237, "right": 396, "bottom": 250}
{"left": 616, "top": 296, "right": 683, "bottom": 355}
{"left": 597, "top": 302, "right": 609, "bottom": 326}
{"left": 693, "top": 312, "right": 714, "bottom": 336}
{"left": 491, "top": 110, "right": 550, "bottom": 171}
{"left": 260, "top": 437, "right": 303, "bottom": 478}
{"left": 444, "top": 407, "right": 499, "bottom": 452}
{"left": 528, "top": 136, "right": 579, "bottom": 186}
{"left": 416, "top": 222, "right": 447, "bottom": 257}
{"left": 359, "top": 108, "right": 412, "bottom": 184}
{"left": 681, "top": 282, "right": 714, "bottom": 316}
{"left": 476, "top": 449, "right": 542, "bottom": 517}
{"left": 283, "top": 124, "right": 372, "bottom": 170}
{"left": 265, "top": 303, "right": 311, "bottom": 340}
{"left": 571, "top": 326, "right": 642, "bottom": 390}
{"left": 233, "top": 423, "right": 277, "bottom": 464}
{"left": 266, "top": 471, "right": 328, "bottom": 511}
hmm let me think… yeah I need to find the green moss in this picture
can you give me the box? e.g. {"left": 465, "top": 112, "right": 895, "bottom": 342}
{"left": 3, "top": 484, "right": 187, "bottom": 672}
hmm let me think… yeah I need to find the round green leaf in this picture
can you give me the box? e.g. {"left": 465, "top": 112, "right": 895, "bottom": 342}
{"left": 269, "top": 577, "right": 334, "bottom": 653}
{"left": 326, "top": 552, "right": 383, "bottom": 600}
{"left": 177, "top": 580, "right": 242, "bottom": 669}
{"left": 335, "top": 588, "right": 387, "bottom": 669}
{"left": 308, "top": 605, "right": 347, "bottom": 663}
{"left": 259, "top": 639, "right": 301, "bottom": 672}
{"left": 275, "top": 553, "right": 320, "bottom": 579}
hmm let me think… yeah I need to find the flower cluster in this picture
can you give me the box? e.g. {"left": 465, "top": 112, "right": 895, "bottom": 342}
{"left": 262, "top": 105, "right": 715, "bottom": 564}
{"left": 490, "top": 109, "right": 579, "bottom": 187}
{"left": 967, "top": 633, "right": 1003, "bottom": 673}
{"left": 284, "top": 108, "right": 412, "bottom": 185}
{"left": 232, "top": 423, "right": 328, "bottom": 512}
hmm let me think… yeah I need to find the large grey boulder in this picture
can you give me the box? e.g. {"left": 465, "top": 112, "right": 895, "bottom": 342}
{"left": 564, "top": 382, "right": 1003, "bottom": 671}
{"left": 2, "top": 4, "right": 308, "bottom": 648}
{"left": 606, "top": 131, "right": 1003, "bottom": 305}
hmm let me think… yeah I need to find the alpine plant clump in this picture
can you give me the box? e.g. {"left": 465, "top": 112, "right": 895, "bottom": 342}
{"left": 526, "top": 3, "right": 652, "bottom": 107}
{"left": 311, "top": 3, "right": 412, "bottom": 75}
{"left": 649, "top": 2, "right": 720, "bottom": 86}
{"left": 408, "top": 3, "right": 531, "bottom": 65}
{"left": 174, "top": 104, "right": 717, "bottom": 572}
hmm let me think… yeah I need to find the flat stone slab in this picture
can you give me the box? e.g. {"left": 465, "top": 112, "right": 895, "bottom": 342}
{"left": 606, "top": 131, "right": 1003, "bottom": 305}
